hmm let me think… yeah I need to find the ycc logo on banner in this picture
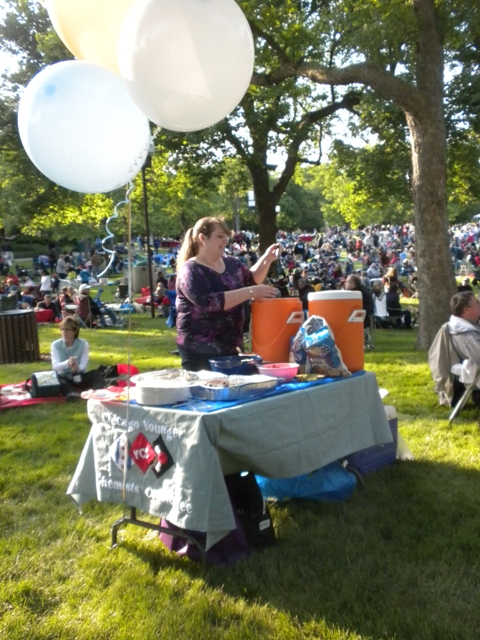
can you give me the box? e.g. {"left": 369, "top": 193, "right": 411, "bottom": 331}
{"left": 129, "top": 433, "right": 156, "bottom": 473}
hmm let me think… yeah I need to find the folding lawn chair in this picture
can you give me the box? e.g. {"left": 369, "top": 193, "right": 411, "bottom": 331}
{"left": 373, "top": 295, "right": 398, "bottom": 329}
{"left": 429, "top": 322, "right": 480, "bottom": 422}
{"left": 75, "top": 296, "right": 98, "bottom": 329}
{"left": 448, "top": 360, "right": 480, "bottom": 423}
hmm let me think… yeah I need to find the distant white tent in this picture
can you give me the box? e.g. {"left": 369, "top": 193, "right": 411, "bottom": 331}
{"left": 472, "top": 213, "right": 480, "bottom": 220}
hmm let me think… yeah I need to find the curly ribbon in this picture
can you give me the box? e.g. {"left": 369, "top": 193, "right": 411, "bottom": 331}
{"left": 97, "top": 182, "right": 135, "bottom": 279}
{"left": 97, "top": 126, "right": 160, "bottom": 281}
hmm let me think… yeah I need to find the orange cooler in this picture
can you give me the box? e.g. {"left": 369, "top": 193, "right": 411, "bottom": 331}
{"left": 307, "top": 291, "right": 365, "bottom": 372}
{"left": 251, "top": 298, "right": 304, "bottom": 362}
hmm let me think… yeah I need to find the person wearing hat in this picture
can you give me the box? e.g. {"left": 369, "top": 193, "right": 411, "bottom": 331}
{"left": 366, "top": 262, "right": 381, "bottom": 279}
{"left": 76, "top": 284, "right": 119, "bottom": 328}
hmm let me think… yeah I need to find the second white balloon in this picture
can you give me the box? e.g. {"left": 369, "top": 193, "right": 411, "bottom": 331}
{"left": 118, "top": 0, "right": 255, "bottom": 132}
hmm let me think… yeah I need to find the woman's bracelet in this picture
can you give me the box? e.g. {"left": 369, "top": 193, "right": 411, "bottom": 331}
{"left": 248, "top": 286, "right": 254, "bottom": 300}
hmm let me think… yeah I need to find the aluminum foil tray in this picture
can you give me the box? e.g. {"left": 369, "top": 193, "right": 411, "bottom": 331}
{"left": 190, "top": 374, "right": 278, "bottom": 402}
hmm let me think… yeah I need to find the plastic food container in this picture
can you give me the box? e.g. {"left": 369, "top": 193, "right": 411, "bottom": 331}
{"left": 209, "top": 354, "right": 263, "bottom": 376}
{"left": 190, "top": 374, "right": 278, "bottom": 401}
{"left": 134, "top": 379, "right": 191, "bottom": 406}
{"left": 131, "top": 369, "right": 226, "bottom": 406}
{"left": 256, "top": 362, "right": 299, "bottom": 383}
{"left": 344, "top": 405, "right": 398, "bottom": 474}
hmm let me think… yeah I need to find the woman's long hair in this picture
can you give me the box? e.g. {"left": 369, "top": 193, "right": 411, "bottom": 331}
{"left": 385, "top": 266, "right": 398, "bottom": 281}
{"left": 176, "top": 217, "right": 231, "bottom": 270}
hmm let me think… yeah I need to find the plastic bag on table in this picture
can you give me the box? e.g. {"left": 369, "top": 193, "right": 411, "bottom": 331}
{"left": 290, "top": 315, "right": 351, "bottom": 377}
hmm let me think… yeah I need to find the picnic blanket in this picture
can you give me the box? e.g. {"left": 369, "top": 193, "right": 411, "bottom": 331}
{"left": 0, "top": 382, "right": 132, "bottom": 409}
{"left": 0, "top": 382, "right": 65, "bottom": 410}
{"left": 0, "top": 364, "right": 141, "bottom": 410}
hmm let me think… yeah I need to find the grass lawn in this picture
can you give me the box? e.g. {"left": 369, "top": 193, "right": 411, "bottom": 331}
{"left": 1, "top": 317, "right": 480, "bottom": 640}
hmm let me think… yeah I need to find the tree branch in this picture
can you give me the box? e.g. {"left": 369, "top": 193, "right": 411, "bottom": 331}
{"left": 272, "top": 92, "right": 362, "bottom": 201}
{"left": 219, "top": 121, "right": 249, "bottom": 160}
{"left": 253, "top": 60, "right": 428, "bottom": 119}
{"left": 248, "top": 20, "right": 291, "bottom": 65}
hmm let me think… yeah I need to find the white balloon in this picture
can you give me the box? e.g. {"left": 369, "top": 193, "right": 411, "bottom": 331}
{"left": 118, "top": 0, "right": 255, "bottom": 132}
{"left": 18, "top": 61, "right": 151, "bottom": 193}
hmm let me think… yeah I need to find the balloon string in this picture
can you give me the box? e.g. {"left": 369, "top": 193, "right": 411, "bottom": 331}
{"left": 98, "top": 126, "right": 159, "bottom": 280}
{"left": 113, "top": 127, "right": 161, "bottom": 522}
{"left": 121, "top": 185, "right": 134, "bottom": 511}
{"left": 98, "top": 183, "right": 135, "bottom": 279}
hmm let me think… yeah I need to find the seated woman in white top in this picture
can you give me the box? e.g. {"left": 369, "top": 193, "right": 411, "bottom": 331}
{"left": 51, "top": 316, "right": 104, "bottom": 399}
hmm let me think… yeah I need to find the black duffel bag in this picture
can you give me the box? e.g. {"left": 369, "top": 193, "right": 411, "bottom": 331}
{"left": 26, "top": 371, "right": 62, "bottom": 398}
{"left": 224, "top": 472, "right": 277, "bottom": 550}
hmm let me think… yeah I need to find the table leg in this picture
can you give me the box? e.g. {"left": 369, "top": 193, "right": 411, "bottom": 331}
{"left": 110, "top": 507, "right": 207, "bottom": 568}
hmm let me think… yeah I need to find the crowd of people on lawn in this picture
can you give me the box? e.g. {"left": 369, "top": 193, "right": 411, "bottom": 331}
{"left": 228, "top": 225, "right": 419, "bottom": 330}
{"left": 0, "top": 273, "right": 123, "bottom": 329}
{"left": 2, "top": 218, "right": 480, "bottom": 332}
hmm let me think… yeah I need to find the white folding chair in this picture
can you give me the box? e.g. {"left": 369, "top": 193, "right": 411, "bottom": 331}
{"left": 449, "top": 360, "right": 480, "bottom": 423}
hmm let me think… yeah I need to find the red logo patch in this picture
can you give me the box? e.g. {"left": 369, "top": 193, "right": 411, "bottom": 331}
{"left": 129, "top": 433, "right": 156, "bottom": 473}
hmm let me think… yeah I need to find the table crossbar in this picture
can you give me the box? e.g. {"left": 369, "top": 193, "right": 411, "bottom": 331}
{"left": 111, "top": 507, "right": 207, "bottom": 569}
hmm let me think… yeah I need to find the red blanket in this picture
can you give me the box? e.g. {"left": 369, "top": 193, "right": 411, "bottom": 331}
{"left": 0, "top": 364, "right": 140, "bottom": 409}
{"left": 0, "top": 382, "right": 66, "bottom": 410}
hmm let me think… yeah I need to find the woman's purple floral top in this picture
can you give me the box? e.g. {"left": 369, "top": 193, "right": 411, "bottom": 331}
{"left": 176, "top": 257, "right": 254, "bottom": 355}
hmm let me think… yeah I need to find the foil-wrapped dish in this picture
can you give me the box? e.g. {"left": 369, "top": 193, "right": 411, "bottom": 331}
{"left": 190, "top": 374, "right": 278, "bottom": 401}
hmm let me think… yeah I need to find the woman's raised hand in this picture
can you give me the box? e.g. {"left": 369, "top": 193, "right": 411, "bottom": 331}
{"left": 251, "top": 284, "right": 279, "bottom": 300}
{"left": 263, "top": 243, "right": 282, "bottom": 261}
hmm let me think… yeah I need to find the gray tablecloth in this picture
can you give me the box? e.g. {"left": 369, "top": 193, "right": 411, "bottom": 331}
{"left": 67, "top": 372, "right": 391, "bottom": 548}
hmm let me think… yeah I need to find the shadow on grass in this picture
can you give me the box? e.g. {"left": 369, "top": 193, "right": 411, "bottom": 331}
{"left": 99, "top": 459, "right": 480, "bottom": 638}
{"left": 194, "top": 460, "right": 480, "bottom": 640}
{"left": 117, "top": 536, "right": 205, "bottom": 578}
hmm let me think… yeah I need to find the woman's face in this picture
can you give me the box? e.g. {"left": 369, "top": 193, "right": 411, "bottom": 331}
{"left": 202, "top": 225, "right": 230, "bottom": 256}
{"left": 61, "top": 327, "right": 76, "bottom": 346}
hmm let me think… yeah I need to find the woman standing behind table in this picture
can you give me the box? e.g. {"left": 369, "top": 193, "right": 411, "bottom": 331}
{"left": 176, "top": 217, "right": 281, "bottom": 371}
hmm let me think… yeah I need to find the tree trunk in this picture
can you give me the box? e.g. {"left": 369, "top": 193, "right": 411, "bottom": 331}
{"left": 256, "top": 193, "right": 278, "bottom": 255}
{"left": 408, "top": 0, "right": 456, "bottom": 348}
{"left": 406, "top": 113, "right": 456, "bottom": 348}
{"left": 248, "top": 163, "right": 278, "bottom": 253}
